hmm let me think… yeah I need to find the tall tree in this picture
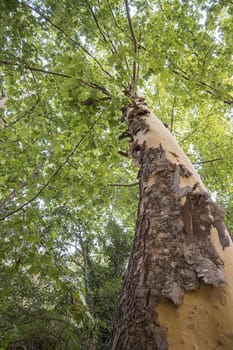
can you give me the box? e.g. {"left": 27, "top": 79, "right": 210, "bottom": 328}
{"left": 1, "top": 0, "right": 233, "bottom": 349}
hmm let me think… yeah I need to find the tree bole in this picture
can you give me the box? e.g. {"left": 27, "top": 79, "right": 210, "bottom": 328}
{"left": 109, "top": 97, "right": 233, "bottom": 350}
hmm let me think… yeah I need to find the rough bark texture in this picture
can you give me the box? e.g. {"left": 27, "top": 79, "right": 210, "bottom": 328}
{"left": 109, "top": 97, "right": 232, "bottom": 350}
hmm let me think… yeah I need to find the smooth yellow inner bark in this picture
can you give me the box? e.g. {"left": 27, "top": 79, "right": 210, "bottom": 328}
{"left": 157, "top": 226, "right": 233, "bottom": 350}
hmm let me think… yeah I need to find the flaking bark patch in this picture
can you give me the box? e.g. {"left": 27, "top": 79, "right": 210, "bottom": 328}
{"left": 110, "top": 98, "right": 231, "bottom": 350}
{"left": 138, "top": 146, "right": 226, "bottom": 294}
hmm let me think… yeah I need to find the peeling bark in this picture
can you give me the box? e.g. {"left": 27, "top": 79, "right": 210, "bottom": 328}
{"left": 109, "top": 97, "right": 232, "bottom": 350}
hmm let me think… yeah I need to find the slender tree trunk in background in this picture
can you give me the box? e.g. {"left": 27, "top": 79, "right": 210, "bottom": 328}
{"left": 79, "top": 234, "right": 97, "bottom": 350}
{"left": 109, "top": 97, "right": 233, "bottom": 350}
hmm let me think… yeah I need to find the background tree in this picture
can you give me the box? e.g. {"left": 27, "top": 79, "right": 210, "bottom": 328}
{"left": 1, "top": 0, "right": 233, "bottom": 349}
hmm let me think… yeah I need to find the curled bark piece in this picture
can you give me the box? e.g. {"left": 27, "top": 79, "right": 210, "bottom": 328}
{"left": 162, "top": 281, "right": 184, "bottom": 305}
{"left": 209, "top": 201, "right": 231, "bottom": 250}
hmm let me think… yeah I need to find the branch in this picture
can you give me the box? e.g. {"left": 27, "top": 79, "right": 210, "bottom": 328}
{"left": 0, "top": 59, "right": 111, "bottom": 96}
{"left": 0, "top": 117, "right": 101, "bottom": 221}
{"left": 124, "top": 0, "right": 139, "bottom": 95}
{"left": 85, "top": 0, "right": 117, "bottom": 54}
{"left": 0, "top": 59, "right": 70, "bottom": 78}
{"left": 124, "top": 0, "right": 137, "bottom": 50}
{"left": 81, "top": 96, "right": 111, "bottom": 106}
{"left": 79, "top": 81, "right": 111, "bottom": 96}
{"left": 84, "top": 0, "right": 109, "bottom": 44}
{"left": 193, "top": 158, "right": 222, "bottom": 165}
{"left": 107, "top": 181, "right": 139, "bottom": 187}
{"left": 170, "top": 96, "right": 176, "bottom": 133}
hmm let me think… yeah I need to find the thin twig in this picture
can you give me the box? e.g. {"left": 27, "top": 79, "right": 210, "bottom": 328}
{"left": 84, "top": 0, "right": 109, "bottom": 44}
{"left": 104, "top": 0, "right": 132, "bottom": 76}
{"left": 107, "top": 182, "right": 139, "bottom": 187}
{"left": 8, "top": 50, "right": 41, "bottom": 99}
{"left": 0, "top": 160, "right": 45, "bottom": 210}
{"left": 178, "top": 126, "right": 199, "bottom": 143}
{"left": 170, "top": 96, "right": 176, "bottom": 133}
{"left": 0, "top": 117, "right": 101, "bottom": 221}
{"left": 76, "top": 13, "right": 105, "bottom": 44}
{"left": 106, "top": 0, "right": 133, "bottom": 42}
{"left": 5, "top": 98, "right": 40, "bottom": 128}
{"left": 193, "top": 158, "right": 222, "bottom": 165}
{"left": 179, "top": 107, "right": 215, "bottom": 143}
{"left": 169, "top": 63, "right": 233, "bottom": 105}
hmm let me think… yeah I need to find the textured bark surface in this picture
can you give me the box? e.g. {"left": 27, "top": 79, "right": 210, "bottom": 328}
{"left": 109, "top": 97, "right": 232, "bottom": 350}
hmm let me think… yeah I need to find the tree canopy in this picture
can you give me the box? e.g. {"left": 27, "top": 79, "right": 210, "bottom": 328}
{"left": 0, "top": 0, "right": 233, "bottom": 348}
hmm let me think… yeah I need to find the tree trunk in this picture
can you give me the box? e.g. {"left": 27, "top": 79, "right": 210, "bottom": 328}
{"left": 109, "top": 97, "right": 233, "bottom": 350}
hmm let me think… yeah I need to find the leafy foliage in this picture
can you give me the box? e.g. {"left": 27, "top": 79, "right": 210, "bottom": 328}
{"left": 0, "top": 0, "right": 233, "bottom": 348}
